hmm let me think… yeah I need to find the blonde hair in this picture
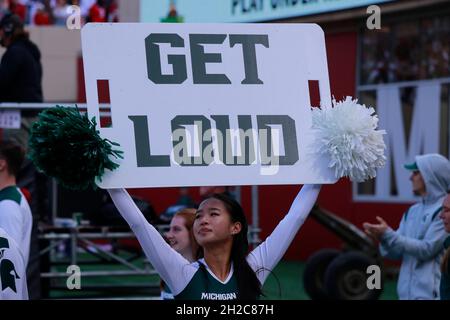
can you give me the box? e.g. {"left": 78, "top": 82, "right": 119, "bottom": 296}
{"left": 173, "top": 208, "right": 199, "bottom": 259}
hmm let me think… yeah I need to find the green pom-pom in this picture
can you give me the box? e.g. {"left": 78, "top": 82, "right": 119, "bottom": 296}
{"left": 28, "top": 105, "right": 123, "bottom": 190}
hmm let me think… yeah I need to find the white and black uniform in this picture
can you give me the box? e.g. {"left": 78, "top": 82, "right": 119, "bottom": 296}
{"left": 108, "top": 184, "right": 321, "bottom": 300}
{"left": 0, "top": 228, "right": 29, "bottom": 300}
{"left": 0, "top": 186, "right": 33, "bottom": 267}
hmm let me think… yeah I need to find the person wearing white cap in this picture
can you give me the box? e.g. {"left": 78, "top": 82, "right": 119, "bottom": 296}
{"left": 364, "top": 153, "right": 450, "bottom": 300}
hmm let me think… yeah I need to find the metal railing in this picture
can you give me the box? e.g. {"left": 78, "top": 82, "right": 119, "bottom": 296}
{"left": 1, "top": 102, "right": 262, "bottom": 297}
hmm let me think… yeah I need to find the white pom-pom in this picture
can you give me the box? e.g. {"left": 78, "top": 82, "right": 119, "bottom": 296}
{"left": 311, "top": 96, "right": 386, "bottom": 182}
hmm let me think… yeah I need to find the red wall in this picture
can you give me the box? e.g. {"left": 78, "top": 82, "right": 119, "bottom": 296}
{"left": 77, "top": 31, "right": 412, "bottom": 261}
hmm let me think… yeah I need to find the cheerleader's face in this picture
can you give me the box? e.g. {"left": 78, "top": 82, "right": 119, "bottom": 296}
{"left": 440, "top": 195, "right": 450, "bottom": 233}
{"left": 193, "top": 198, "right": 241, "bottom": 246}
{"left": 165, "top": 216, "right": 191, "bottom": 255}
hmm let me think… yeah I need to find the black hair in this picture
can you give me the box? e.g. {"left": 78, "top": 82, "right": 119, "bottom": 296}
{"left": 205, "top": 193, "right": 263, "bottom": 300}
{"left": 0, "top": 140, "right": 25, "bottom": 177}
{"left": 0, "top": 13, "right": 28, "bottom": 45}
{"left": 0, "top": 14, "right": 24, "bottom": 36}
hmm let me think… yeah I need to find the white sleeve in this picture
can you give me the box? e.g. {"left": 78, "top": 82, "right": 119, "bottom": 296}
{"left": 0, "top": 201, "right": 22, "bottom": 247}
{"left": 0, "top": 232, "right": 28, "bottom": 300}
{"left": 107, "top": 188, "right": 196, "bottom": 295}
{"left": 247, "top": 184, "right": 321, "bottom": 285}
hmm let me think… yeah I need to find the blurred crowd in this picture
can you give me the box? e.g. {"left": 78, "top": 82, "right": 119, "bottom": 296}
{"left": 0, "top": 0, "right": 118, "bottom": 26}
{"left": 360, "top": 16, "right": 450, "bottom": 84}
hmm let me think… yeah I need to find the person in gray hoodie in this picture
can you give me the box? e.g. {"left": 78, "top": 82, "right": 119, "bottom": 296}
{"left": 363, "top": 153, "right": 450, "bottom": 300}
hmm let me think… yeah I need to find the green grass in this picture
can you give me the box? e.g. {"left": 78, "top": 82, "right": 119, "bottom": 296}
{"left": 262, "top": 261, "right": 398, "bottom": 300}
{"left": 48, "top": 252, "right": 398, "bottom": 300}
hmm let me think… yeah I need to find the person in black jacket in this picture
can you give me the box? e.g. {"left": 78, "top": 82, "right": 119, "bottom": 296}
{"left": 0, "top": 13, "right": 43, "bottom": 104}
{"left": 0, "top": 14, "right": 46, "bottom": 300}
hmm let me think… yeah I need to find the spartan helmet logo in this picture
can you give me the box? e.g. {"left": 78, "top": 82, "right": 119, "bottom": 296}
{"left": 0, "top": 237, "right": 20, "bottom": 293}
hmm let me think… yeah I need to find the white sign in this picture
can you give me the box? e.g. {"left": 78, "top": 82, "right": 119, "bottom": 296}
{"left": 81, "top": 23, "right": 337, "bottom": 188}
{"left": 0, "top": 110, "right": 21, "bottom": 129}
